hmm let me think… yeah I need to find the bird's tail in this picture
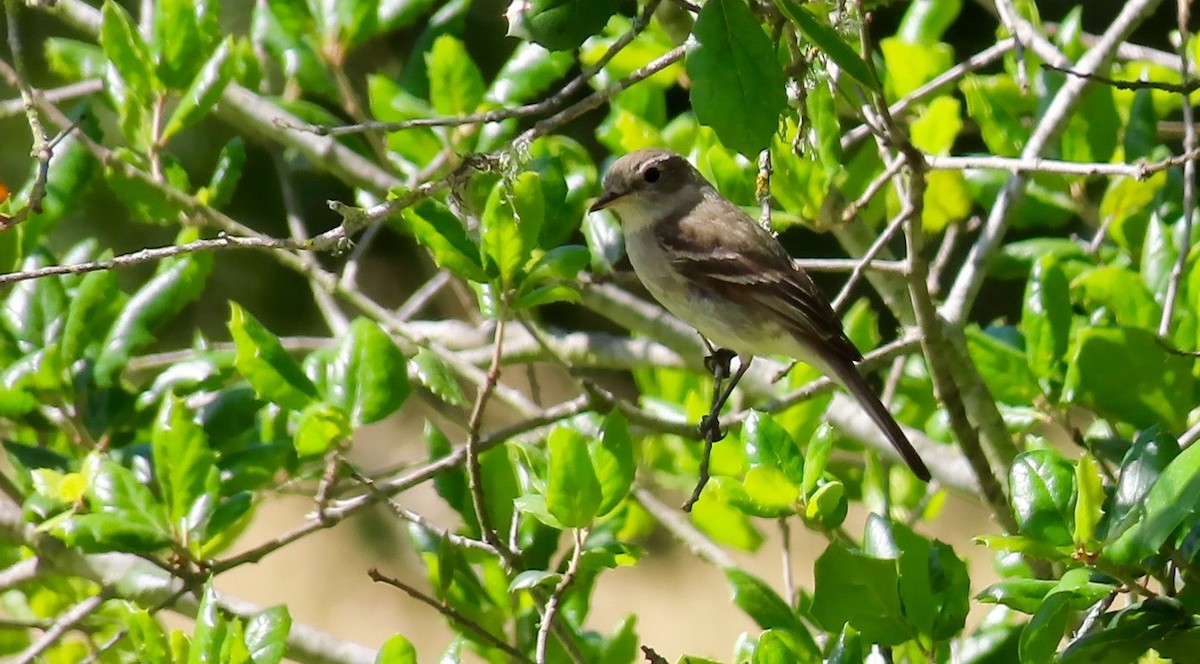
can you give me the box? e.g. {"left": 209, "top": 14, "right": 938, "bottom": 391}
{"left": 827, "top": 359, "right": 932, "bottom": 482}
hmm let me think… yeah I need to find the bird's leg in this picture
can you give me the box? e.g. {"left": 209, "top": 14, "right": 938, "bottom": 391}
{"left": 699, "top": 357, "right": 752, "bottom": 442}
{"left": 686, "top": 356, "right": 752, "bottom": 511}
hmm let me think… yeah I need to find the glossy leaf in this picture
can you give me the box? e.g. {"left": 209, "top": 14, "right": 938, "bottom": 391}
{"left": 1022, "top": 254, "right": 1071, "bottom": 387}
{"left": 1073, "top": 453, "right": 1103, "bottom": 547}
{"left": 245, "top": 606, "right": 290, "bottom": 664}
{"left": 1104, "top": 427, "right": 1179, "bottom": 542}
{"left": 1063, "top": 326, "right": 1194, "bottom": 431}
{"left": 1009, "top": 449, "right": 1075, "bottom": 547}
{"left": 1106, "top": 440, "right": 1200, "bottom": 565}
{"left": 1018, "top": 592, "right": 1070, "bottom": 663}
{"left": 409, "top": 348, "right": 467, "bottom": 408}
{"left": 744, "top": 411, "right": 804, "bottom": 485}
{"left": 229, "top": 303, "right": 319, "bottom": 411}
{"left": 162, "top": 37, "right": 235, "bottom": 140}
{"left": 329, "top": 318, "right": 410, "bottom": 426}
{"left": 94, "top": 250, "right": 212, "bottom": 385}
{"left": 545, "top": 427, "right": 601, "bottom": 528}
{"left": 687, "top": 0, "right": 787, "bottom": 155}
{"left": 152, "top": 397, "right": 219, "bottom": 536}
{"left": 426, "top": 35, "right": 485, "bottom": 117}
{"left": 592, "top": 411, "right": 635, "bottom": 516}
{"left": 293, "top": 402, "right": 352, "bottom": 457}
{"left": 810, "top": 543, "right": 911, "bottom": 645}
{"left": 402, "top": 200, "right": 488, "bottom": 283}
{"left": 375, "top": 634, "right": 418, "bottom": 664}
{"left": 505, "top": 0, "right": 621, "bottom": 51}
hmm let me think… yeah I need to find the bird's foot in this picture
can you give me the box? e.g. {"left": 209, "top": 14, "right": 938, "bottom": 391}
{"left": 699, "top": 413, "right": 726, "bottom": 443}
{"left": 703, "top": 348, "right": 736, "bottom": 380}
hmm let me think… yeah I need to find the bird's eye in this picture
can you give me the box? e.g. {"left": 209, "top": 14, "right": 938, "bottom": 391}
{"left": 643, "top": 166, "right": 661, "bottom": 183}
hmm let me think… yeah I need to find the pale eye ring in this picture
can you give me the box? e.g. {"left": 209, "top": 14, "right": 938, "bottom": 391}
{"left": 643, "top": 166, "right": 661, "bottom": 183}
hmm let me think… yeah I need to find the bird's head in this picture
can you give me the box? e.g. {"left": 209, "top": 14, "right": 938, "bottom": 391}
{"left": 589, "top": 149, "right": 702, "bottom": 224}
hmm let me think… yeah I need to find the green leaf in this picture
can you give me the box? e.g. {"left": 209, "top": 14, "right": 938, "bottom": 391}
{"left": 879, "top": 38, "right": 953, "bottom": 99}
{"left": 152, "top": 397, "right": 219, "bottom": 536}
{"left": 1060, "top": 84, "right": 1119, "bottom": 164}
{"left": 61, "top": 264, "right": 122, "bottom": 364}
{"left": 1022, "top": 255, "right": 1072, "bottom": 388}
{"left": 245, "top": 606, "right": 290, "bottom": 664}
{"left": 153, "top": 0, "right": 208, "bottom": 88}
{"left": 691, "top": 490, "right": 764, "bottom": 551}
{"left": 189, "top": 580, "right": 223, "bottom": 664}
{"left": 805, "top": 78, "right": 841, "bottom": 177}
{"left": 1073, "top": 453, "right": 1103, "bottom": 547}
{"left": 375, "top": 634, "right": 418, "bottom": 664}
{"left": 426, "top": 36, "right": 485, "bottom": 117}
{"left": 128, "top": 609, "right": 172, "bottom": 664}
{"left": 804, "top": 480, "right": 847, "bottom": 529}
{"left": 744, "top": 412, "right": 804, "bottom": 485}
{"left": 810, "top": 544, "right": 911, "bottom": 645}
{"left": 724, "top": 568, "right": 803, "bottom": 633}
{"left": 510, "top": 171, "right": 546, "bottom": 255}
{"left": 162, "top": 37, "right": 235, "bottom": 140}
{"left": 329, "top": 318, "right": 411, "bottom": 426}
{"left": 741, "top": 467, "right": 800, "bottom": 516}
{"left": 44, "top": 38, "right": 107, "bottom": 80}
{"left": 910, "top": 96, "right": 962, "bottom": 155}
{"left": 960, "top": 74, "right": 1033, "bottom": 157}
{"left": 409, "top": 348, "right": 467, "bottom": 408}
{"left": 509, "top": 570, "right": 561, "bottom": 592}
{"left": 1107, "top": 440, "right": 1200, "bottom": 564}
{"left": 776, "top": 0, "right": 875, "bottom": 88}
{"left": 200, "top": 137, "right": 247, "bottom": 209}
{"left": 966, "top": 325, "right": 1042, "bottom": 405}
{"left": 977, "top": 574, "right": 1115, "bottom": 615}
{"left": 545, "top": 427, "right": 601, "bottom": 527}
{"left": 1071, "top": 266, "right": 1160, "bottom": 329}
{"left": 229, "top": 303, "right": 319, "bottom": 411}
{"left": 485, "top": 42, "right": 574, "bottom": 106}
{"left": 1018, "top": 592, "right": 1071, "bottom": 663}
{"left": 687, "top": 0, "right": 787, "bottom": 155}
{"left": 94, "top": 251, "right": 212, "bottom": 385}
{"left": 402, "top": 200, "right": 488, "bottom": 283}
{"left": 1009, "top": 450, "right": 1075, "bottom": 547}
{"left": 592, "top": 411, "right": 635, "bottom": 516}
{"left": 505, "top": 0, "right": 621, "bottom": 52}
{"left": 103, "top": 149, "right": 190, "bottom": 223}
{"left": 1104, "top": 427, "right": 1179, "bottom": 542}
{"left": 100, "top": 0, "right": 156, "bottom": 97}
{"left": 367, "top": 75, "right": 443, "bottom": 165}
{"left": 54, "top": 459, "right": 172, "bottom": 553}
{"left": 482, "top": 183, "right": 530, "bottom": 289}
{"left": 897, "top": 0, "right": 962, "bottom": 44}
{"left": 293, "top": 402, "right": 352, "bottom": 457}
{"left": 1063, "top": 326, "right": 1194, "bottom": 431}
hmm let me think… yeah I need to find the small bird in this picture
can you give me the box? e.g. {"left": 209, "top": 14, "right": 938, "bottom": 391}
{"left": 589, "top": 148, "right": 931, "bottom": 483}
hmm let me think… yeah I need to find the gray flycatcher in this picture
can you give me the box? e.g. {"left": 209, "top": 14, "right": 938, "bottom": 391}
{"left": 589, "top": 148, "right": 931, "bottom": 482}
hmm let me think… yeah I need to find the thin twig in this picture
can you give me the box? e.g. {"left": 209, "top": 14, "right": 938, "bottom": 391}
{"left": 942, "top": 0, "right": 1168, "bottom": 323}
{"left": 465, "top": 318, "right": 520, "bottom": 566}
{"left": 831, "top": 207, "right": 911, "bottom": 314}
{"left": 13, "top": 592, "right": 107, "bottom": 664}
{"left": 344, "top": 462, "right": 498, "bottom": 555}
{"left": 0, "top": 2, "right": 52, "bottom": 230}
{"left": 536, "top": 529, "right": 585, "bottom": 664}
{"left": 1159, "top": 0, "right": 1197, "bottom": 337}
{"left": 368, "top": 569, "right": 534, "bottom": 664}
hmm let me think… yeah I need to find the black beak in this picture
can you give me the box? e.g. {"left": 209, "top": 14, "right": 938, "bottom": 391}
{"left": 589, "top": 190, "right": 623, "bottom": 213}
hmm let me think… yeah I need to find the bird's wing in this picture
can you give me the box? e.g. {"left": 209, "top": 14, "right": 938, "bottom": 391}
{"left": 657, "top": 196, "right": 864, "bottom": 364}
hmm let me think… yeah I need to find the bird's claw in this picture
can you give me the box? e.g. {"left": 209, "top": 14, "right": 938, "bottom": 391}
{"left": 703, "top": 348, "right": 736, "bottom": 380}
{"left": 699, "top": 413, "right": 725, "bottom": 442}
